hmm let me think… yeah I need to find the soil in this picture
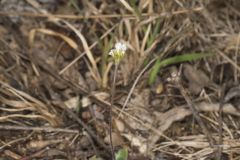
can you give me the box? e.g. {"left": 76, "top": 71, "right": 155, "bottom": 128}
{"left": 1, "top": 0, "right": 240, "bottom": 160}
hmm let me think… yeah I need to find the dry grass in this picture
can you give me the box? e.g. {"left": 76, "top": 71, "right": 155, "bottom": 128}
{"left": 1, "top": 0, "right": 240, "bottom": 159}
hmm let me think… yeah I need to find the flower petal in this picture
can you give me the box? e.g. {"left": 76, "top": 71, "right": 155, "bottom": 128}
{"left": 115, "top": 42, "right": 122, "bottom": 50}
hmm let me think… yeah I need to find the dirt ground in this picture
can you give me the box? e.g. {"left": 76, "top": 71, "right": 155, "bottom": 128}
{"left": 1, "top": 0, "right": 240, "bottom": 160}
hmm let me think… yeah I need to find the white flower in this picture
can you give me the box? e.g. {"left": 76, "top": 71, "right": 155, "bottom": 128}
{"left": 109, "top": 42, "right": 127, "bottom": 63}
{"left": 115, "top": 42, "right": 127, "bottom": 52}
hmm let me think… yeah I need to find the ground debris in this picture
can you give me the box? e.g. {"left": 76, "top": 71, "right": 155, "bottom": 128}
{"left": 1, "top": 0, "right": 240, "bottom": 159}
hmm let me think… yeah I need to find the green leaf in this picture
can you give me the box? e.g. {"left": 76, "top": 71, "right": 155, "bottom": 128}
{"left": 115, "top": 147, "right": 128, "bottom": 160}
{"left": 148, "top": 53, "right": 213, "bottom": 85}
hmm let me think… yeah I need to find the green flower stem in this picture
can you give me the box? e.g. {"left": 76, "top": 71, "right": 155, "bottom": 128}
{"left": 110, "top": 63, "right": 119, "bottom": 160}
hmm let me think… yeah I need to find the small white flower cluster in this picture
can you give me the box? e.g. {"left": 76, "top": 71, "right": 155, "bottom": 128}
{"left": 109, "top": 42, "right": 127, "bottom": 63}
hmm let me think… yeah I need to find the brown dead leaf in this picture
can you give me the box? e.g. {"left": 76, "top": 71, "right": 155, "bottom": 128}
{"left": 104, "top": 132, "right": 125, "bottom": 147}
{"left": 27, "top": 139, "right": 62, "bottom": 150}
{"left": 45, "top": 149, "right": 67, "bottom": 157}
{"left": 122, "top": 133, "right": 147, "bottom": 154}
{"left": 92, "top": 105, "right": 104, "bottom": 120}
{"left": 225, "top": 34, "right": 240, "bottom": 52}
{"left": 114, "top": 119, "right": 125, "bottom": 132}
{"left": 82, "top": 91, "right": 110, "bottom": 108}
{"left": 183, "top": 64, "right": 210, "bottom": 94}
{"left": 4, "top": 150, "right": 22, "bottom": 160}
{"left": 127, "top": 89, "right": 150, "bottom": 108}
{"left": 62, "top": 65, "right": 88, "bottom": 90}
{"left": 64, "top": 96, "right": 80, "bottom": 110}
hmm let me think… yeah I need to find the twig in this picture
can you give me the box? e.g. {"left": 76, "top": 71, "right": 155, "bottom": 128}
{"left": 0, "top": 125, "right": 79, "bottom": 133}
{"left": 217, "top": 85, "right": 240, "bottom": 159}
{"left": 0, "top": 132, "right": 33, "bottom": 150}
{"left": 217, "top": 100, "right": 224, "bottom": 160}
{"left": 176, "top": 81, "right": 215, "bottom": 148}
{"left": 20, "top": 147, "right": 49, "bottom": 160}
{"left": 217, "top": 50, "right": 240, "bottom": 73}
{"left": 216, "top": 84, "right": 226, "bottom": 160}
{"left": 61, "top": 104, "right": 110, "bottom": 152}
{"left": 83, "top": 131, "right": 99, "bottom": 158}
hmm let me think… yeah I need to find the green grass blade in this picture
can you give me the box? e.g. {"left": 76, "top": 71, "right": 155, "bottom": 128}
{"left": 130, "top": 0, "right": 141, "bottom": 19}
{"left": 147, "top": 20, "right": 161, "bottom": 48}
{"left": 68, "top": 0, "right": 81, "bottom": 14}
{"left": 148, "top": 53, "right": 213, "bottom": 85}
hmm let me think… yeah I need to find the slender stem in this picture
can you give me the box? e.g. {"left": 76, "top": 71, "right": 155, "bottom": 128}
{"left": 217, "top": 102, "right": 223, "bottom": 160}
{"left": 110, "top": 63, "right": 118, "bottom": 160}
{"left": 217, "top": 85, "right": 225, "bottom": 160}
